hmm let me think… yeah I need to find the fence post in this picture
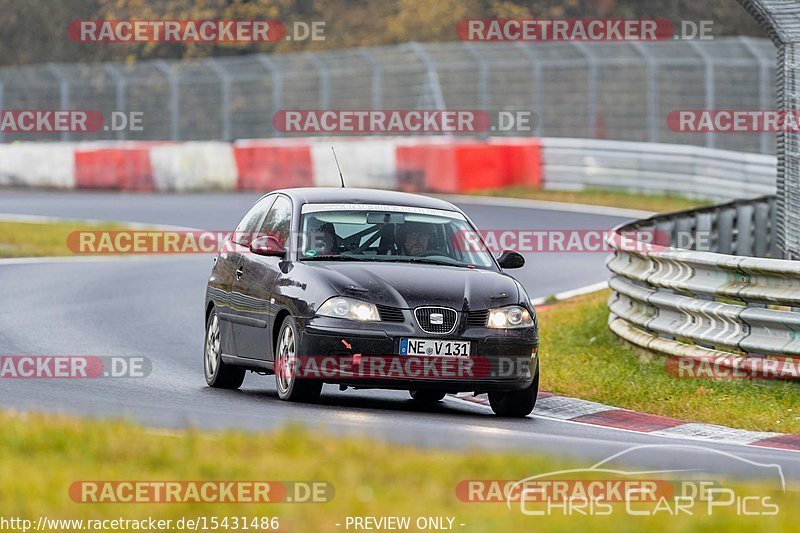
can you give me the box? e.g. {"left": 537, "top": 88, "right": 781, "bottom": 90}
{"left": 463, "top": 42, "right": 490, "bottom": 139}
{"left": 514, "top": 42, "right": 543, "bottom": 137}
{"left": 571, "top": 43, "right": 598, "bottom": 138}
{"left": 104, "top": 64, "right": 127, "bottom": 140}
{"left": 407, "top": 42, "right": 446, "bottom": 110}
{"left": 689, "top": 41, "right": 716, "bottom": 149}
{"left": 740, "top": 36, "right": 773, "bottom": 155}
{"left": 359, "top": 48, "right": 383, "bottom": 110}
{"left": 154, "top": 60, "right": 180, "bottom": 141}
{"left": 630, "top": 42, "right": 659, "bottom": 143}
{"left": 255, "top": 54, "right": 283, "bottom": 137}
{"left": 206, "top": 58, "right": 231, "bottom": 141}
{"left": 46, "top": 64, "right": 70, "bottom": 142}
{"left": 307, "top": 52, "right": 330, "bottom": 110}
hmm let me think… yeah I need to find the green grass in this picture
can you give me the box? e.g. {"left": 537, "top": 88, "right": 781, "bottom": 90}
{"left": 0, "top": 220, "right": 132, "bottom": 258}
{"left": 470, "top": 186, "right": 712, "bottom": 213}
{"left": 0, "top": 410, "right": 797, "bottom": 532}
{"left": 539, "top": 290, "right": 800, "bottom": 434}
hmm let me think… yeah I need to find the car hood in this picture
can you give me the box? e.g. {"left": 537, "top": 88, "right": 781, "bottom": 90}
{"left": 309, "top": 261, "right": 521, "bottom": 310}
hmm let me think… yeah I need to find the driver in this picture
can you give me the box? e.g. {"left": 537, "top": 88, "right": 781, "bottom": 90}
{"left": 308, "top": 221, "right": 337, "bottom": 255}
{"left": 402, "top": 222, "right": 435, "bottom": 256}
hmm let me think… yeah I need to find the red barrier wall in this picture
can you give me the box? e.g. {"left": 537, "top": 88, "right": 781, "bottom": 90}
{"left": 234, "top": 144, "right": 313, "bottom": 190}
{"left": 74, "top": 147, "right": 154, "bottom": 190}
{"left": 395, "top": 140, "right": 541, "bottom": 193}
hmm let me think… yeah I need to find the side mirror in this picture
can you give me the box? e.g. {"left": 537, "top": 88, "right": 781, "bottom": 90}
{"left": 497, "top": 250, "right": 525, "bottom": 269}
{"left": 250, "top": 235, "right": 286, "bottom": 258}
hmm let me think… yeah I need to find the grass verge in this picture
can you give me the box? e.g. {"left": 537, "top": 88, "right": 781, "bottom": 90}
{"left": 469, "top": 186, "right": 712, "bottom": 213}
{"left": 539, "top": 290, "right": 800, "bottom": 434}
{"left": 0, "top": 220, "right": 131, "bottom": 258}
{"left": 0, "top": 410, "right": 797, "bottom": 531}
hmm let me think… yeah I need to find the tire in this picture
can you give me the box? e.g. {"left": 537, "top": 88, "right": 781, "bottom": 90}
{"left": 409, "top": 390, "right": 447, "bottom": 402}
{"left": 204, "top": 309, "right": 246, "bottom": 389}
{"left": 488, "top": 364, "right": 539, "bottom": 417}
{"left": 274, "top": 315, "right": 323, "bottom": 403}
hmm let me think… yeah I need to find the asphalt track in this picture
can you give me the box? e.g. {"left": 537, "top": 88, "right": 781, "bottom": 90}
{"left": 1, "top": 190, "right": 798, "bottom": 486}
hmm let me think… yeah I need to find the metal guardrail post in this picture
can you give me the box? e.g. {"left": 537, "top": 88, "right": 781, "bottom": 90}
{"left": 358, "top": 48, "right": 383, "bottom": 110}
{"left": 307, "top": 52, "right": 330, "bottom": 110}
{"left": 407, "top": 42, "right": 446, "bottom": 111}
{"left": 255, "top": 54, "right": 283, "bottom": 137}
{"left": 103, "top": 64, "right": 127, "bottom": 140}
{"left": 46, "top": 64, "right": 70, "bottom": 142}
{"left": 514, "top": 42, "right": 543, "bottom": 137}
{"left": 206, "top": 58, "right": 232, "bottom": 141}
{"left": 154, "top": 60, "right": 180, "bottom": 141}
{"left": 689, "top": 41, "right": 716, "bottom": 149}
{"left": 571, "top": 42, "right": 598, "bottom": 138}
{"left": 630, "top": 42, "right": 659, "bottom": 143}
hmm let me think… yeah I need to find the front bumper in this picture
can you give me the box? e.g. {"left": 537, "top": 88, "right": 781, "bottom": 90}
{"left": 293, "top": 315, "right": 539, "bottom": 393}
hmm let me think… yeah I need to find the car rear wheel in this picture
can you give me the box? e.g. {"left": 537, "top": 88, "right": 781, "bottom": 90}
{"left": 488, "top": 365, "right": 539, "bottom": 417}
{"left": 275, "top": 315, "right": 322, "bottom": 403}
{"left": 409, "top": 390, "right": 447, "bottom": 402}
{"left": 204, "top": 310, "right": 246, "bottom": 389}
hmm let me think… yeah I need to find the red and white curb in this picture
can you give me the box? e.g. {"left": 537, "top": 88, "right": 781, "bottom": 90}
{"left": 452, "top": 392, "right": 800, "bottom": 453}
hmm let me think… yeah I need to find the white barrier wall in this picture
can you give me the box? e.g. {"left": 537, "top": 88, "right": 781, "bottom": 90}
{"left": 0, "top": 143, "right": 76, "bottom": 188}
{"left": 149, "top": 142, "right": 239, "bottom": 191}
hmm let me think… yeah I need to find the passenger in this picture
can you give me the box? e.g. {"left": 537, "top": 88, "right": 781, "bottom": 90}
{"left": 402, "top": 222, "right": 435, "bottom": 256}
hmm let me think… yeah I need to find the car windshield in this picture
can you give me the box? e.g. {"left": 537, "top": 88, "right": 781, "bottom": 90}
{"left": 298, "top": 203, "right": 496, "bottom": 270}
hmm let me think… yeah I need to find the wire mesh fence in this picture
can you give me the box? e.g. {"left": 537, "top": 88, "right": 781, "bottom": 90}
{"left": 0, "top": 37, "right": 778, "bottom": 153}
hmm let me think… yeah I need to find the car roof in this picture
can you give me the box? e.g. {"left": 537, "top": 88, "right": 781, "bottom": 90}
{"left": 271, "top": 187, "right": 461, "bottom": 212}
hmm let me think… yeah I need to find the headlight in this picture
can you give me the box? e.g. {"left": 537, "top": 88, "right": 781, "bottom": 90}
{"left": 317, "top": 297, "right": 380, "bottom": 322}
{"left": 488, "top": 305, "right": 534, "bottom": 328}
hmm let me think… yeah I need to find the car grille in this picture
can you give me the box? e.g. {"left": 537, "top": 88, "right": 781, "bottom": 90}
{"left": 414, "top": 306, "right": 457, "bottom": 334}
{"left": 466, "top": 310, "right": 489, "bottom": 327}
{"left": 377, "top": 305, "right": 405, "bottom": 322}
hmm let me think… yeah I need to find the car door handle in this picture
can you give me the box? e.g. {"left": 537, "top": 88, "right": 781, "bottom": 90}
{"left": 235, "top": 268, "right": 244, "bottom": 280}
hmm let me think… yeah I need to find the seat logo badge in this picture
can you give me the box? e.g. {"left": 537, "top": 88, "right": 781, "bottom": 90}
{"left": 430, "top": 313, "right": 444, "bottom": 325}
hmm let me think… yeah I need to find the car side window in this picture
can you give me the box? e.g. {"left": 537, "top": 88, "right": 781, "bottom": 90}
{"left": 233, "top": 195, "right": 275, "bottom": 246}
{"left": 259, "top": 196, "right": 292, "bottom": 247}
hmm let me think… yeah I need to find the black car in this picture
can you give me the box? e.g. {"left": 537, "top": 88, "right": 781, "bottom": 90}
{"left": 204, "top": 188, "right": 539, "bottom": 416}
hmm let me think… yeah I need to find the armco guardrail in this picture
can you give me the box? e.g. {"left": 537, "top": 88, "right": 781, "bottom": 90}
{"left": 541, "top": 138, "right": 777, "bottom": 201}
{"left": 607, "top": 195, "right": 800, "bottom": 379}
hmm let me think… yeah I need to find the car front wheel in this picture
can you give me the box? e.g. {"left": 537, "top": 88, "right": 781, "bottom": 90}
{"left": 274, "top": 315, "right": 323, "bottom": 403}
{"left": 488, "top": 365, "right": 539, "bottom": 417}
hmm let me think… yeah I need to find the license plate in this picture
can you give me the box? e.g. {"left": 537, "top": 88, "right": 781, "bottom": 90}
{"left": 399, "top": 338, "right": 471, "bottom": 357}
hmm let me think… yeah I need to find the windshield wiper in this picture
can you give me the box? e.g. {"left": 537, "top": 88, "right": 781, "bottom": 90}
{"left": 300, "top": 255, "right": 375, "bottom": 262}
{"left": 378, "top": 257, "right": 471, "bottom": 268}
